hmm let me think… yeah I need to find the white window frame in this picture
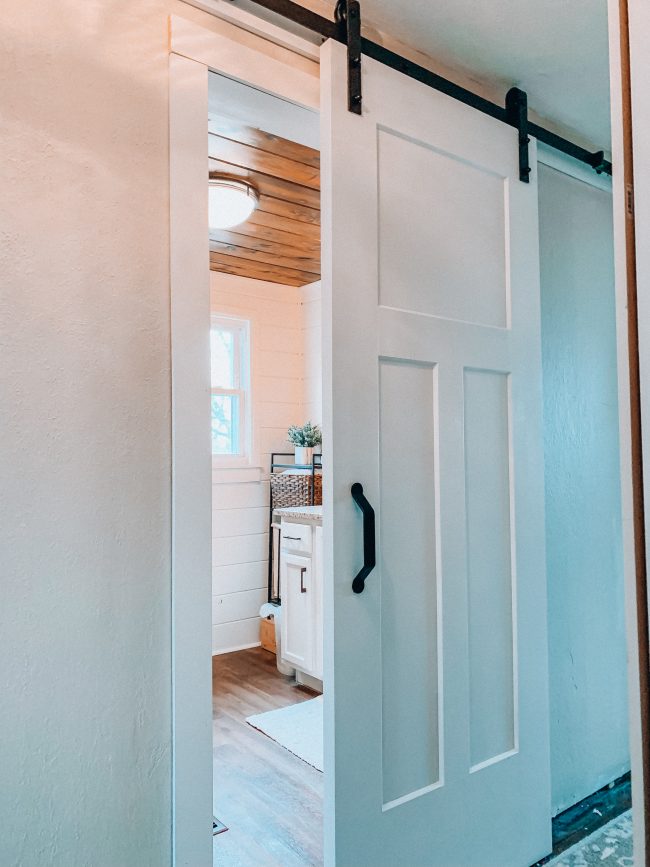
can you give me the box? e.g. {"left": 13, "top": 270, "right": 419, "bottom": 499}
{"left": 210, "top": 314, "right": 251, "bottom": 467}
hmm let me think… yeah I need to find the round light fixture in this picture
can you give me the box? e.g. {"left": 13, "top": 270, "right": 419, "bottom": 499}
{"left": 209, "top": 177, "right": 259, "bottom": 230}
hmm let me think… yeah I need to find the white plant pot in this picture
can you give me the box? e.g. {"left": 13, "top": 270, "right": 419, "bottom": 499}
{"left": 294, "top": 446, "right": 313, "bottom": 466}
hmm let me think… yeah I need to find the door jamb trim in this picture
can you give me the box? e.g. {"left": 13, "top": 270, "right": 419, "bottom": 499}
{"left": 169, "top": 13, "right": 320, "bottom": 865}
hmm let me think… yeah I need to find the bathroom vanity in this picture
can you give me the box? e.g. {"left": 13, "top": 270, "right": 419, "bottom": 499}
{"left": 274, "top": 506, "right": 323, "bottom": 689}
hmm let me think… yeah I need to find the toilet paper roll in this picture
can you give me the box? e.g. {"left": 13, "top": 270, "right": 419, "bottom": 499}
{"left": 259, "top": 602, "right": 280, "bottom": 620}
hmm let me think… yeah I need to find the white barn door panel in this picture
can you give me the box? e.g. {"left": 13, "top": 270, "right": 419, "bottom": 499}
{"left": 321, "top": 39, "right": 550, "bottom": 867}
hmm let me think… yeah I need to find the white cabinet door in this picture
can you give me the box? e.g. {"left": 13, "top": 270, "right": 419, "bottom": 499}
{"left": 314, "top": 525, "right": 323, "bottom": 680}
{"left": 281, "top": 552, "right": 316, "bottom": 674}
{"left": 322, "top": 39, "right": 550, "bottom": 866}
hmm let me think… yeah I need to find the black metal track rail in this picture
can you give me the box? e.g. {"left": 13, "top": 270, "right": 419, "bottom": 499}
{"left": 243, "top": 0, "right": 612, "bottom": 177}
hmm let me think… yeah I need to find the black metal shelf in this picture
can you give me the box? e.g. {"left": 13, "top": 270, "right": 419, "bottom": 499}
{"left": 267, "top": 452, "right": 323, "bottom": 605}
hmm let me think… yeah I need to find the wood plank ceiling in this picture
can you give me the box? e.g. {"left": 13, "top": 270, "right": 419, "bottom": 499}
{"left": 208, "top": 116, "right": 321, "bottom": 287}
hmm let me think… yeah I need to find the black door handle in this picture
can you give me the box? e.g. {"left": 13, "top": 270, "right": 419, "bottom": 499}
{"left": 351, "top": 482, "right": 376, "bottom": 593}
{"left": 300, "top": 566, "right": 307, "bottom": 593}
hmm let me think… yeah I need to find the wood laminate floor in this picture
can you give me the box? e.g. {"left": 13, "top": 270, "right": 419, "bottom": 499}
{"left": 212, "top": 647, "right": 323, "bottom": 867}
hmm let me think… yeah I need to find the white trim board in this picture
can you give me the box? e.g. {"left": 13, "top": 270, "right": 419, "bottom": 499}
{"left": 170, "top": 13, "right": 319, "bottom": 109}
{"left": 169, "top": 50, "right": 214, "bottom": 867}
{"left": 537, "top": 143, "right": 613, "bottom": 192}
{"left": 169, "top": 13, "right": 319, "bottom": 866}
{"left": 212, "top": 642, "right": 262, "bottom": 656}
{"left": 177, "top": 0, "right": 321, "bottom": 60}
{"left": 607, "top": 0, "right": 646, "bottom": 861}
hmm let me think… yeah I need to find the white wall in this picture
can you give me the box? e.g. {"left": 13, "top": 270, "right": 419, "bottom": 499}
{"left": 301, "top": 281, "right": 323, "bottom": 425}
{"left": 0, "top": 3, "right": 177, "bottom": 865}
{"left": 0, "top": 2, "right": 314, "bottom": 861}
{"left": 211, "top": 273, "right": 304, "bottom": 653}
{"left": 539, "top": 164, "right": 629, "bottom": 815}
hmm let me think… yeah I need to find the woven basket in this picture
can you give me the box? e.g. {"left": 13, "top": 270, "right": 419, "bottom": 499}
{"left": 270, "top": 470, "right": 323, "bottom": 508}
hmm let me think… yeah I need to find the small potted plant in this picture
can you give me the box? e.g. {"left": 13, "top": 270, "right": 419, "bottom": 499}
{"left": 287, "top": 421, "right": 322, "bottom": 466}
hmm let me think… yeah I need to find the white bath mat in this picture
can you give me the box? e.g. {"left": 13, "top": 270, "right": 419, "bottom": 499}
{"left": 246, "top": 695, "right": 323, "bottom": 772}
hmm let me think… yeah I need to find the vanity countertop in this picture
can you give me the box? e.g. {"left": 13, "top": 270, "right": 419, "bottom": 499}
{"left": 274, "top": 505, "right": 323, "bottom": 523}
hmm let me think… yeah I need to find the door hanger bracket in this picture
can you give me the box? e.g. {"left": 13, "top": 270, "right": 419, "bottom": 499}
{"left": 335, "top": 0, "right": 362, "bottom": 114}
{"left": 505, "top": 87, "right": 531, "bottom": 183}
{"left": 587, "top": 150, "right": 608, "bottom": 174}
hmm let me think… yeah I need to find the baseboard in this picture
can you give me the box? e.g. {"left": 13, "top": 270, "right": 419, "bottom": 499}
{"left": 212, "top": 641, "right": 261, "bottom": 656}
{"left": 212, "top": 618, "right": 261, "bottom": 654}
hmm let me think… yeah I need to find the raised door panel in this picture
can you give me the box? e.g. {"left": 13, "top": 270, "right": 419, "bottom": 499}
{"left": 379, "top": 358, "right": 441, "bottom": 807}
{"left": 377, "top": 129, "right": 508, "bottom": 328}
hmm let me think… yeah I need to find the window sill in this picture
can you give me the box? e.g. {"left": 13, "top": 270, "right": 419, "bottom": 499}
{"left": 212, "top": 465, "right": 263, "bottom": 485}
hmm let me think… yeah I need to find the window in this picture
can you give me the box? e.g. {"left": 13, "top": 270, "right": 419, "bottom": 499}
{"left": 210, "top": 316, "right": 250, "bottom": 461}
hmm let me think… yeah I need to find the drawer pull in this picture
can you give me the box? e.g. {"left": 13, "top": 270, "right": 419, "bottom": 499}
{"left": 300, "top": 567, "right": 307, "bottom": 593}
{"left": 284, "top": 535, "right": 302, "bottom": 541}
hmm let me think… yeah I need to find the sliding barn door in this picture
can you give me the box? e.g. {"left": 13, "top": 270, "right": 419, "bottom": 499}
{"left": 321, "top": 40, "right": 551, "bottom": 867}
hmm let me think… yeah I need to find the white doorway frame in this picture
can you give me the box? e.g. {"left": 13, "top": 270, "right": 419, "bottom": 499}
{"left": 536, "top": 144, "right": 646, "bottom": 857}
{"left": 169, "top": 7, "right": 646, "bottom": 865}
{"left": 169, "top": 12, "right": 320, "bottom": 865}
{"left": 610, "top": 0, "right": 650, "bottom": 856}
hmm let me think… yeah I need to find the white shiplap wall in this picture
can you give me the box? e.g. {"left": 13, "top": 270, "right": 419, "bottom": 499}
{"left": 211, "top": 272, "right": 303, "bottom": 654}
{"left": 301, "top": 281, "right": 322, "bottom": 426}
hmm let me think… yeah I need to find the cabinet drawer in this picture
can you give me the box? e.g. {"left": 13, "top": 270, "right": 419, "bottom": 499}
{"left": 280, "top": 521, "right": 312, "bottom": 555}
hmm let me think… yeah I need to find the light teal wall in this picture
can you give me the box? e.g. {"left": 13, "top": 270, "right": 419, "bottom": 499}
{"left": 538, "top": 163, "right": 629, "bottom": 816}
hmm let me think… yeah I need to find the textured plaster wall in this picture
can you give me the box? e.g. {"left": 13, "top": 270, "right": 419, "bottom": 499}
{"left": 0, "top": 3, "right": 179, "bottom": 864}
{"left": 539, "top": 164, "right": 629, "bottom": 816}
{"left": 0, "top": 3, "right": 320, "bottom": 861}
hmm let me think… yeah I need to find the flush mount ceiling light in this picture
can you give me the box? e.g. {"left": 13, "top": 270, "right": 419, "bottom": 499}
{"left": 209, "top": 177, "right": 259, "bottom": 230}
